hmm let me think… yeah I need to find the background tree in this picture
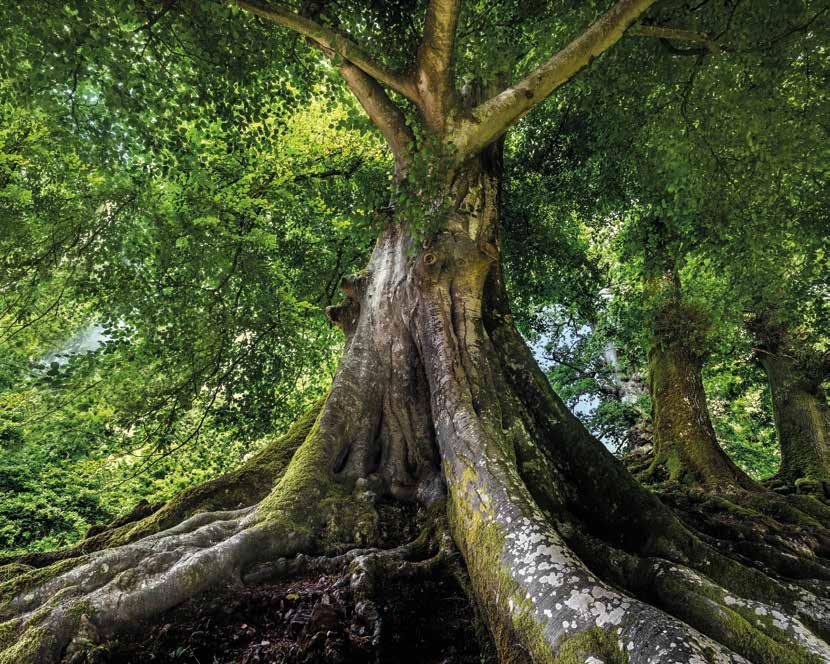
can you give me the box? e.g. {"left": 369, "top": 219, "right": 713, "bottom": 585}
{"left": 504, "top": 0, "right": 827, "bottom": 488}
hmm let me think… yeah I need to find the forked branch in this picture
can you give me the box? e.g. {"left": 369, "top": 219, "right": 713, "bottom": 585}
{"left": 449, "top": 0, "right": 656, "bottom": 159}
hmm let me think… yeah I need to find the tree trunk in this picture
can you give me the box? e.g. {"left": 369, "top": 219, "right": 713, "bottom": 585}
{"left": 759, "top": 350, "right": 830, "bottom": 495}
{"left": 645, "top": 296, "right": 759, "bottom": 492}
{"left": 2, "top": 154, "right": 830, "bottom": 663}
{"left": 646, "top": 305, "right": 757, "bottom": 491}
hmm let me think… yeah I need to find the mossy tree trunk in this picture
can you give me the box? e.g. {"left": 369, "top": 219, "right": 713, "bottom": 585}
{"left": 2, "top": 2, "right": 830, "bottom": 662}
{"left": 747, "top": 309, "right": 829, "bottom": 495}
{"left": 4, "top": 152, "right": 830, "bottom": 664}
{"left": 756, "top": 343, "right": 830, "bottom": 496}
{"left": 646, "top": 306, "right": 757, "bottom": 491}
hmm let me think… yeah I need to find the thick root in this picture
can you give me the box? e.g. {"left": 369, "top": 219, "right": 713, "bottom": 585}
{"left": 1, "top": 507, "right": 268, "bottom": 663}
{"left": 567, "top": 526, "right": 830, "bottom": 664}
{"left": 0, "top": 397, "right": 384, "bottom": 664}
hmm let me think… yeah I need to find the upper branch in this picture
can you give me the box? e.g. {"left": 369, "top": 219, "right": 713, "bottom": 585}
{"left": 416, "top": 0, "right": 462, "bottom": 130}
{"left": 449, "top": 0, "right": 656, "bottom": 159}
{"left": 338, "top": 62, "right": 415, "bottom": 176}
{"left": 235, "top": 0, "right": 418, "bottom": 102}
{"left": 628, "top": 24, "right": 720, "bottom": 53}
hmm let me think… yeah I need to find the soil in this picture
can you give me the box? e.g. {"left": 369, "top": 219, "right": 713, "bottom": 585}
{"left": 108, "top": 502, "right": 494, "bottom": 664}
{"left": 108, "top": 568, "right": 492, "bottom": 664}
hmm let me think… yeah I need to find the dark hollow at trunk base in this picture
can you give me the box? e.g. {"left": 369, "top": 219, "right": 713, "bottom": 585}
{"left": 105, "top": 501, "right": 495, "bottom": 664}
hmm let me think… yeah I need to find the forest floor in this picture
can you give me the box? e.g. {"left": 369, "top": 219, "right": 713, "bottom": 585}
{"left": 109, "top": 570, "right": 492, "bottom": 664}
{"left": 108, "top": 502, "right": 495, "bottom": 664}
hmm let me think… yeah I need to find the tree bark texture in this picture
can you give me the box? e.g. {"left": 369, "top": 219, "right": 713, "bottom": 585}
{"left": 760, "top": 350, "right": 830, "bottom": 494}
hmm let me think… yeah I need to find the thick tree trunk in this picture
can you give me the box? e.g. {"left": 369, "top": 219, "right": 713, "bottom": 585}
{"left": 2, "top": 155, "right": 830, "bottom": 663}
{"left": 759, "top": 350, "right": 830, "bottom": 494}
{"left": 646, "top": 311, "right": 757, "bottom": 491}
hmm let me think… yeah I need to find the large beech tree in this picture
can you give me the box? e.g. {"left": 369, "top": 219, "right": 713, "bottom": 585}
{"left": 2, "top": 2, "right": 830, "bottom": 663}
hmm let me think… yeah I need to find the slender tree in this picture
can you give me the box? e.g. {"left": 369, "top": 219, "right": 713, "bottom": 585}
{"left": 2, "top": 2, "right": 829, "bottom": 663}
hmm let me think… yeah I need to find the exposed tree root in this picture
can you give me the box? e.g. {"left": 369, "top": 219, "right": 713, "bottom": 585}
{"left": 108, "top": 521, "right": 493, "bottom": 664}
{"left": 0, "top": 395, "right": 386, "bottom": 664}
{"left": 626, "top": 445, "right": 830, "bottom": 564}
{"left": 244, "top": 504, "right": 459, "bottom": 651}
{"left": 765, "top": 473, "right": 830, "bottom": 501}
{"left": 566, "top": 526, "right": 830, "bottom": 664}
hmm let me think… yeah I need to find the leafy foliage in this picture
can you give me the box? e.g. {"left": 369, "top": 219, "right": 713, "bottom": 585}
{"left": 0, "top": 1, "right": 393, "bottom": 552}
{"left": 503, "top": 0, "right": 827, "bottom": 470}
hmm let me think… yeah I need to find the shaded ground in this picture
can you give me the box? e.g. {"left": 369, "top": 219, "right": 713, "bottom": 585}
{"left": 109, "top": 570, "right": 492, "bottom": 664}
{"left": 107, "top": 502, "right": 494, "bottom": 663}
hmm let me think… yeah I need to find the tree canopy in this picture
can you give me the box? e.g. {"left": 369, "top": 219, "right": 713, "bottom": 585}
{"left": 0, "top": 0, "right": 826, "bottom": 551}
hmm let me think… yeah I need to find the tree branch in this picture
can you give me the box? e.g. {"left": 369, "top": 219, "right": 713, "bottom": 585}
{"left": 416, "top": 0, "right": 462, "bottom": 130}
{"left": 280, "top": 3, "right": 415, "bottom": 175}
{"left": 338, "top": 62, "right": 415, "bottom": 175}
{"left": 628, "top": 24, "right": 720, "bottom": 53}
{"left": 449, "top": 0, "right": 656, "bottom": 159}
{"left": 234, "top": 0, "right": 418, "bottom": 102}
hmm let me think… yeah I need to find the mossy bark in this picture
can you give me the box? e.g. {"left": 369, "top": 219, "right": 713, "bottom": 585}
{"left": 759, "top": 350, "right": 830, "bottom": 494}
{"left": 646, "top": 313, "right": 756, "bottom": 491}
{"left": 748, "top": 310, "right": 830, "bottom": 495}
{"left": 1, "top": 156, "right": 829, "bottom": 663}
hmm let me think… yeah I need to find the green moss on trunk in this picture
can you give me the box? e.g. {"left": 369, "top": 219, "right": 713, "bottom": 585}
{"left": 554, "top": 627, "right": 628, "bottom": 664}
{"left": 760, "top": 352, "right": 830, "bottom": 493}
{"left": 647, "top": 310, "right": 755, "bottom": 490}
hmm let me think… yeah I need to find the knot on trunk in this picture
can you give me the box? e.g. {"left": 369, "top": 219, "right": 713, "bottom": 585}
{"left": 326, "top": 272, "right": 370, "bottom": 338}
{"left": 416, "top": 233, "right": 497, "bottom": 288}
{"left": 326, "top": 300, "right": 360, "bottom": 337}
